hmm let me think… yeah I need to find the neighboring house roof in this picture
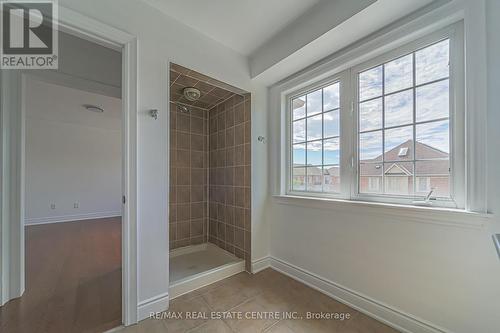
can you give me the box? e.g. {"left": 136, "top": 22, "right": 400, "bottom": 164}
{"left": 292, "top": 165, "right": 339, "bottom": 176}
{"left": 361, "top": 140, "right": 449, "bottom": 176}
{"left": 293, "top": 140, "right": 449, "bottom": 177}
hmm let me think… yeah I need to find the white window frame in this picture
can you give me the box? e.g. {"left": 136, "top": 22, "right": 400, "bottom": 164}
{"left": 284, "top": 23, "right": 465, "bottom": 209}
{"left": 285, "top": 70, "right": 352, "bottom": 200}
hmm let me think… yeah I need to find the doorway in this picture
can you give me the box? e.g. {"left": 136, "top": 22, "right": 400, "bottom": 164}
{"left": 0, "top": 8, "right": 138, "bottom": 330}
{"left": 168, "top": 63, "right": 252, "bottom": 298}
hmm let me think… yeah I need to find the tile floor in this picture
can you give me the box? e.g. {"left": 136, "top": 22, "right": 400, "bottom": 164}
{"left": 118, "top": 269, "right": 399, "bottom": 333}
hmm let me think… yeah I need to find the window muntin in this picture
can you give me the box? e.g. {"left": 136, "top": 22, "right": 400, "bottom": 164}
{"left": 286, "top": 28, "right": 462, "bottom": 208}
{"left": 357, "top": 39, "right": 451, "bottom": 198}
{"left": 291, "top": 82, "right": 341, "bottom": 194}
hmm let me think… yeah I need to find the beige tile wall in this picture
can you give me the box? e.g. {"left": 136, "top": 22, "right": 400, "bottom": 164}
{"left": 208, "top": 94, "right": 251, "bottom": 271}
{"left": 169, "top": 102, "right": 209, "bottom": 249}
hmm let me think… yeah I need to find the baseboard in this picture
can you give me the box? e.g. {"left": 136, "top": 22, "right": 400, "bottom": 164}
{"left": 251, "top": 256, "right": 271, "bottom": 273}
{"left": 25, "top": 211, "right": 122, "bottom": 225}
{"left": 137, "top": 292, "right": 169, "bottom": 322}
{"left": 268, "top": 256, "right": 450, "bottom": 333}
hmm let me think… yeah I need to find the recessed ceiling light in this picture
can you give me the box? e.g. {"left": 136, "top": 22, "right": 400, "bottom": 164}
{"left": 183, "top": 87, "right": 201, "bottom": 101}
{"left": 83, "top": 104, "right": 104, "bottom": 113}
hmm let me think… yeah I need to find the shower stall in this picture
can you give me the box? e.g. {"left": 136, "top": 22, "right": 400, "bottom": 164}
{"left": 168, "top": 63, "right": 251, "bottom": 298}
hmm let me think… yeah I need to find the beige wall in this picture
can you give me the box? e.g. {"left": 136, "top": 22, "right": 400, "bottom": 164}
{"left": 208, "top": 94, "right": 252, "bottom": 271}
{"left": 169, "top": 102, "right": 208, "bottom": 248}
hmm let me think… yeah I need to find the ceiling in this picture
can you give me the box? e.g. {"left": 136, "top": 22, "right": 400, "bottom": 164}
{"left": 25, "top": 77, "right": 122, "bottom": 131}
{"left": 170, "top": 63, "right": 241, "bottom": 109}
{"left": 142, "top": 0, "right": 322, "bottom": 56}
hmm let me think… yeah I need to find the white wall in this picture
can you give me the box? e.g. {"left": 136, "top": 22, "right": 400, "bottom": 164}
{"left": 265, "top": 1, "right": 500, "bottom": 333}
{"left": 57, "top": 0, "right": 269, "bottom": 315}
{"left": 25, "top": 78, "right": 122, "bottom": 224}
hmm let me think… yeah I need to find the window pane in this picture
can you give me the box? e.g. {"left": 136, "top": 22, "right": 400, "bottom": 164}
{"left": 292, "top": 96, "right": 306, "bottom": 120}
{"left": 323, "top": 82, "right": 340, "bottom": 111}
{"left": 359, "top": 66, "right": 382, "bottom": 101}
{"left": 292, "top": 119, "right": 305, "bottom": 143}
{"left": 306, "top": 166, "right": 323, "bottom": 191}
{"left": 384, "top": 89, "right": 413, "bottom": 128}
{"left": 359, "top": 98, "right": 382, "bottom": 132}
{"left": 307, "top": 114, "right": 322, "bottom": 141}
{"left": 385, "top": 54, "right": 413, "bottom": 94}
{"left": 324, "top": 110, "right": 339, "bottom": 138}
{"left": 416, "top": 39, "right": 449, "bottom": 85}
{"left": 360, "top": 163, "right": 383, "bottom": 194}
{"left": 415, "top": 160, "right": 450, "bottom": 197}
{"left": 324, "top": 138, "right": 339, "bottom": 165}
{"left": 384, "top": 162, "right": 414, "bottom": 195}
{"left": 360, "top": 131, "right": 382, "bottom": 162}
{"left": 416, "top": 176, "right": 431, "bottom": 193}
{"left": 307, "top": 89, "right": 322, "bottom": 116}
{"left": 323, "top": 165, "right": 340, "bottom": 193}
{"left": 416, "top": 120, "right": 449, "bottom": 157}
{"left": 384, "top": 126, "right": 413, "bottom": 158}
{"left": 416, "top": 79, "right": 449, "bottom": 122}
{"left": 293, "top": 143, "right": 306, "bottom": 166}
{"left": 290, "top": 81, "right": 342, "bottom": 194}
{"left": 306, "top": 141, "right": 322, "bottom": 165}
{"left": 292, "top": 167, "right": 306, "bottom": 191}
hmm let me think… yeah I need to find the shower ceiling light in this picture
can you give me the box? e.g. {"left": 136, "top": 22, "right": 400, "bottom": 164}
{"left": 183, "top": 87, "right": 201, "bottom": 101}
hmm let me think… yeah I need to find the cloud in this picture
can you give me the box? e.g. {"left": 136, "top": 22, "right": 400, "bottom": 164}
{"left": 360, "top": 131, "right": 382, "bottom": 160}
{"left": 385, "top": 126, "right": 412, "bottom": 152}
{"left": 416, "top": 120, "right": 449, "bottom": 153}
{"left": 385, "top": 54, "right": 413, "bottom": 94}
{"left": 384, "top": 89, "right": 413, "bottom": 127}
{"left": 416, "top": 79, "right": 449, "bottom": 122}
{"left": 416, "top": 39, "right": 449, "bottom": 85}
{"left": 359, "top": 66, "right": 382, "bottom": 101}
{"left": 323, "top": 82, "right": 340, "bottom": 111}
{"left": 306, "top": 89, "right": 322, "bottom": 115}
{"left": 360, "top": 98, "right": 382, "bottom": 131}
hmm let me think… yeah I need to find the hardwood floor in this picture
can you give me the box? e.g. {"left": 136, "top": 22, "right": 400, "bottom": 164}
{"left": 0, "top": 217, "right": 122, "bottom": 333}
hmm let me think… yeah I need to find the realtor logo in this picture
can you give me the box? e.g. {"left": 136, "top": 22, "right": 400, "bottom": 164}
{"left": 1, "top": 0, "right": 58, "bottom": 69}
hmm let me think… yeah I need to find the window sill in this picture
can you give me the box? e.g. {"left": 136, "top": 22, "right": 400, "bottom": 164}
{"left": 272, "top": 195, "right": 492, "bottom": 229}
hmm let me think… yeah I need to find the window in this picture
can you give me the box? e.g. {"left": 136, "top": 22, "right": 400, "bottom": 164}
{"left": 291, "top": 82, "right": 340, "bottom": 194}
{"left": 368, "top": 177, "right": 381, "bottom": 192}
{"left": 417, "top": 177, "right": 431, "bottom": 192}
{"left": 286, "top": 26, "right": 464, "bottom": 208}
{"left": 358, "top": 39, "right": 451, "bottom": 198}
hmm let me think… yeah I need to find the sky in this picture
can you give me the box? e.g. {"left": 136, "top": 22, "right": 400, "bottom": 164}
{"left": 292, "top": 39, "right": 450, "bottom": 166}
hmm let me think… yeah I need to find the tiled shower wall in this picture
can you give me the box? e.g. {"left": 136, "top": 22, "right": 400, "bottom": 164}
{"left": 169, "top": 102, "right": 209, "bottom": 249}
{"left": 208, "top": 94, "right": 251, "bottom": 270}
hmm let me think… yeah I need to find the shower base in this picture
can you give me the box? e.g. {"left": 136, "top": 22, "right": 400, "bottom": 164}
{"left": 169, "top": 243, "right": 244, "bottom": 299}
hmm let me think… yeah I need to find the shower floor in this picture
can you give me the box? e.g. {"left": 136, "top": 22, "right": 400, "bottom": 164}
{"left": 169, "top": 243, "right": 244, "bottom": 299}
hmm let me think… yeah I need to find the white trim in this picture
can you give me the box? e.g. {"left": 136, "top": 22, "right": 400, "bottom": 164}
{"left": 463, "top": 0, "right": 488, "bottom": 213}
{"left": 169, "top": 260, "right": 245, "bottom": 300}
{"left": 273, "top": 195, "right": 492, "bottom": 230}
{"left": 137, "top": 292, "right": 169, "bottom": 322}
{"left": 271, "top": 1, "right": 488, "bottom": 214}
{"left": 251, "top": 256, "right": 271, "bottom": 273}
{"left": 25, "top": 212, "right": 122, "bottom": 226}
{"left": 0, "top": 70, "right": 24, "bottom": 306}
{"left": 0, "top": 5, "right": 139, "bottom": 326}
{"left": 268, "top": 256, "right": 451, "bottom": 333}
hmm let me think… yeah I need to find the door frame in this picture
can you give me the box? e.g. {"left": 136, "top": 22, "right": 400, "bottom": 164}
{"left": 0, "top": 6, "right": 139, "bottom": 326}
